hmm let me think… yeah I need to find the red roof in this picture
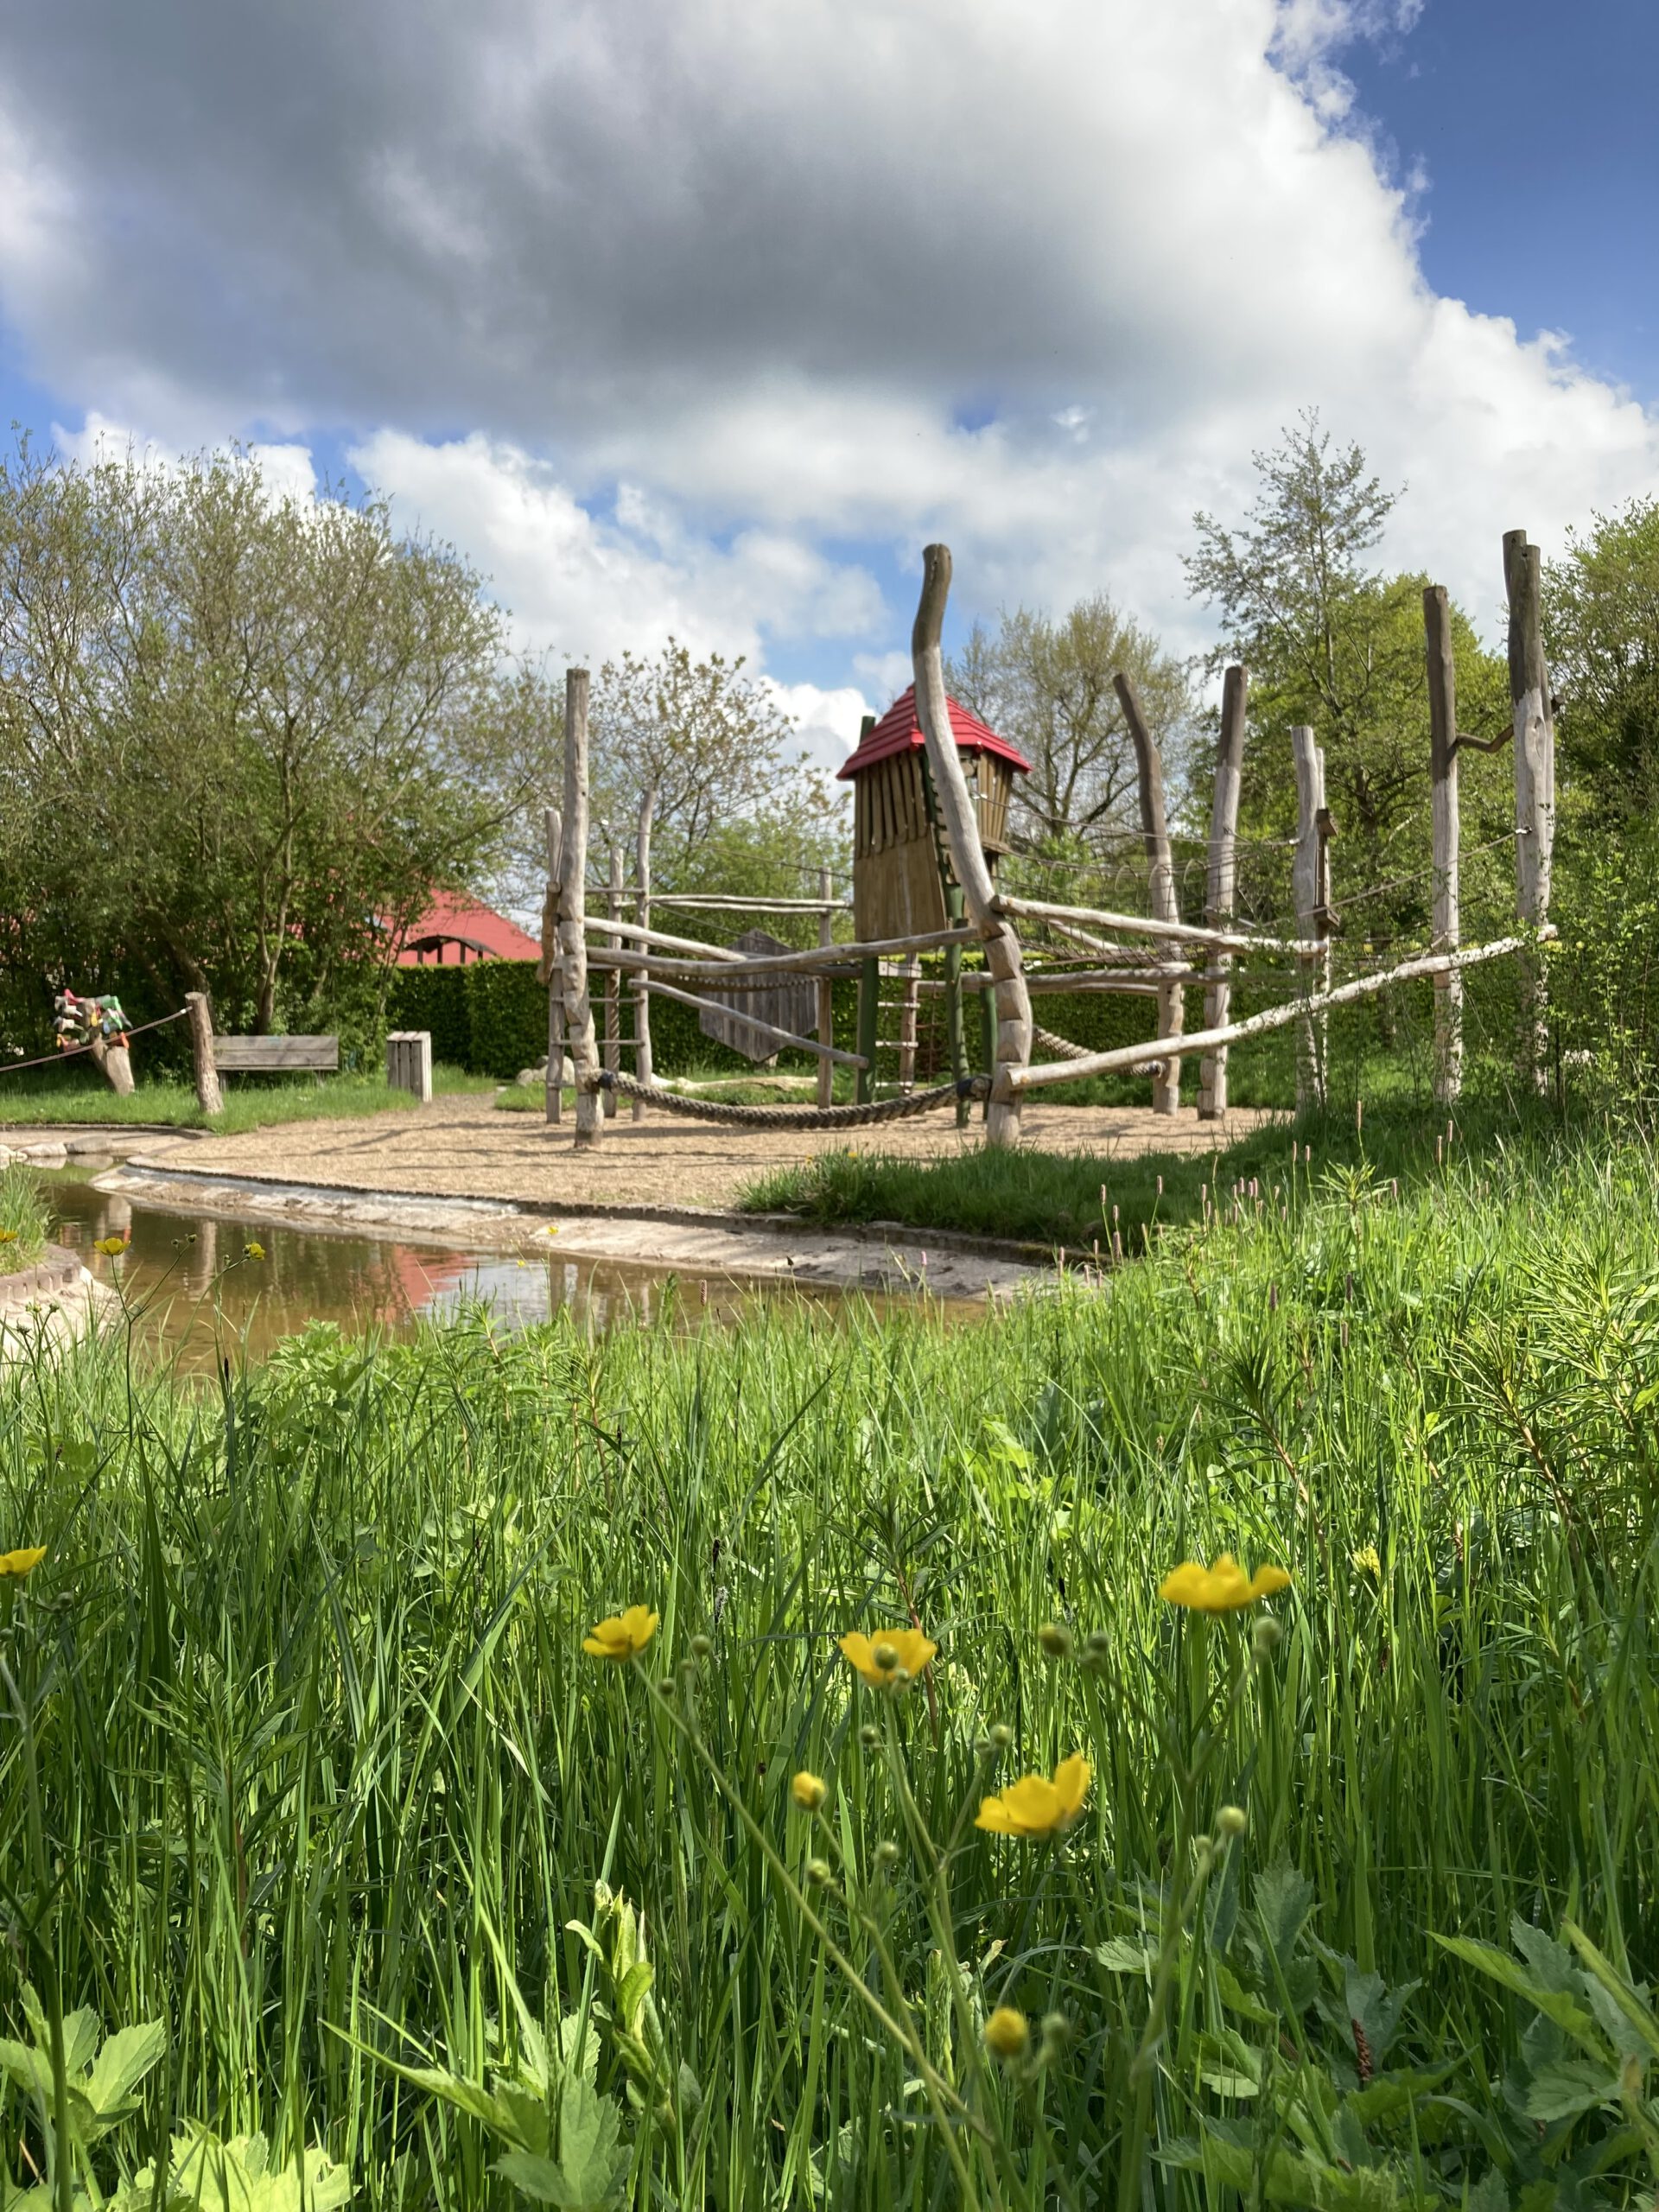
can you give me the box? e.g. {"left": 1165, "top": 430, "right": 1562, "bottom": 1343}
{"left": 396, "top": 891, "right": 543, "bottom": 965}
{"left": 836, "top": 684, "right": 1032, "bottom": 781}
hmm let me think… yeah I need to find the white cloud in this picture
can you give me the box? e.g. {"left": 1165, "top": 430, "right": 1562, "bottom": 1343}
{"left": 0, "top": 0, "right": 1652, "bottom": 690}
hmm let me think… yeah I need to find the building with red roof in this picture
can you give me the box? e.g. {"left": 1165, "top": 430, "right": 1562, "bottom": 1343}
{"left": 395, "top": 890, "right": 542, "bottom": 966}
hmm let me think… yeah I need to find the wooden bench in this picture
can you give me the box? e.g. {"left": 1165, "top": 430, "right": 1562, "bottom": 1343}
{"left": 211, "top": 1034, "right": 339, "bottom": 1074}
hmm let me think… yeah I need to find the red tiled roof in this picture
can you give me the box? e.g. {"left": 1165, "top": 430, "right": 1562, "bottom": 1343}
{"left": 835, "top": 684, "right": 1032, "bottom": 781}
{"left": 395, "top": 891, "right": 542, "bottom": 965}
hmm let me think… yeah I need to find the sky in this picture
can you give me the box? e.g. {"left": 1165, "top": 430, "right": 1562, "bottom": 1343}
{"left": 0, "top": 0, "right": 1654, "bottom": 779}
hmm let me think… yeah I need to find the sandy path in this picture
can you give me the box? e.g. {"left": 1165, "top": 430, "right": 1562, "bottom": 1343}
{"left": 159, "top": 1093, "right": 1279, "bottom": 1212}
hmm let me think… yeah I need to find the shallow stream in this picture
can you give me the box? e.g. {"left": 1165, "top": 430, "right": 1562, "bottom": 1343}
{"left": 41, "top": 1173, "right": 822, "bottom": 1370}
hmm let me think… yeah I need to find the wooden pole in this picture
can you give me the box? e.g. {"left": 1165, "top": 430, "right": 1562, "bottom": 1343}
{"left": 558, "top": 669, "right": 602, "bottom": 1147}
{"left": 603, "top": 841, "right": 622, "bottom": 1119}
{"left": 632, "top": 791, "right": 655, "bottom": 1119}
{"left": 1198, "top": 664, "right": 1248, "bottom": 1119}
{"left": 1115, "top": 671, "right": 1182, "bottom": 1115}
{"left": 1423, "top": 585, "right": 1463, "bottom": 1105}
{"left": 542, "top": 805, "right": 564, "bottom": 1125}
{"left": 1504, "top": 530, "right": 1556, "bottom": 1091}
{"left": 815, "top": 866, "right": 835, "bottom": 1109}
{"left": 1291, "top": 726, "right": 1330, "bottom": 1109}
{"left": 1010, "top": 930, "right": 1550, "bottom": 1092}
{"left": 856, "top": 957, "right": 880, "bottom": 1103}
{"left": 912, "top": 544, "right": 1031, "bottom": 1147}
{"left": 184, "top": 991, "right": 222, "bottom": 1117}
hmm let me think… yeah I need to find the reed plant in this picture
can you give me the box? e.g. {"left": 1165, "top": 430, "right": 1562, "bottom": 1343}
{"left": 2, "top": 1126, "right": 1658, "bottom": 2204}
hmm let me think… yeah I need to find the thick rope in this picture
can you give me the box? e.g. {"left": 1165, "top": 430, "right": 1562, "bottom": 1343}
{"left": 595, "top": 1070, "right": 989, "bottom": 1129}
{"left": 0, "top": 1005, "right": 188, "bottom": 1079}
{"left": 1031, "top": 1020, "right": 1166, "bottom": 1078}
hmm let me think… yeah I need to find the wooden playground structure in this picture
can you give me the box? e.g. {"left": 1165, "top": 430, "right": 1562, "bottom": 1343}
{"left": 538, "top": 531, "right": 1557, "bottom": 1151}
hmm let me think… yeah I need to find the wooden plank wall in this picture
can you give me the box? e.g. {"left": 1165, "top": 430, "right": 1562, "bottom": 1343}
{"left": 696, "top": 929, "right": 821, "bottom": 1063}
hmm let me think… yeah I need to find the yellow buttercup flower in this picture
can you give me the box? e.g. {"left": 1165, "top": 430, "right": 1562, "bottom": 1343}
{"left": 1159, "top": 1554, "right": 1291, "bottom": 1613}
{"left": 0, "top": 1228, "right": 18, "bottom": 1245}
{"left": 242, "top": 1241, "right": 266, "bottom": 1262}
{"left": 983, "top": 2006, "right": 1030, "bottom": 2060}
{"left": 0, "top": 1547, "right": 46, "bottom": 1578}
{"left": 1351, "top": 1544, "right": 1381, "bottom": 1579}
{"left": 791, "top": 1770, "right": 827, "bottom": 1811}
{"left": 582, "top": 1605, "right": 660, "bottom": 1660}
{"left": 976, "top": 1753, "right": 1091, "bottom": 1839}
{"left": 92, "top": 1235, "right": 130, "bottom": 1258}
{"left": 839, "top": 1625, "right": 937, "bottom": 1690}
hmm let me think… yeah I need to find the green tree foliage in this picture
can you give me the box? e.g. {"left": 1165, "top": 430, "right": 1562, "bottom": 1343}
{"left": 946, "top": 594, "right": 1191, "bottom": 878}
{"left": 1186, "top": 412, "right": 1510, "bottom": 947}
{"left": 588, "top": 641, "right": 842, "bottom": 919}
{"left": 0, "top": 436, "right": 526, "bottom": 1046}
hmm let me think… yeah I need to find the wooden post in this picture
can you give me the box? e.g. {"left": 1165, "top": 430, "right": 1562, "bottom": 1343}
{"left": 558, "top": 669, "right": 602, "bottom": 1147}
{"left": 185, "top": 991, "right": 222, "bottom": 1116}
{"left": 546, "top": 810, "right": 566, "bottom": 1122}
{"left": 603, "top": 840, "right": 622, "bottom": 1118}
{"left": 815, "top": 866, "right": 835, "bottom": 1110}
{"left": 1115, "top": 671, "right": 1182, "bottom": 1115}
{"left": 1198, "top": 664, "right": 1248, "bottom": 1119}
{"left": 1423, "top": 586, "right": 1462, "bottom": 1105}
{"left": 386, "top": 1031, "right": 433, "bottom": 1103}
{"left": 856, "top": 957, "right": 880, "bottom": 1103}
{"left": 896, "top": 954, "right": 920, "bottom": 1092}
{"left": 1291, "top": 726, "right": 1331, "bottom": 1109}
{"left": 1504, "top": 530, "right": 1556, "bottom": 1090}
{"left": 632, "top": 791, "right": 655, "bottom": 1118}
{"left": 912, "top": 544, "right": 1031, "bottom": 1147}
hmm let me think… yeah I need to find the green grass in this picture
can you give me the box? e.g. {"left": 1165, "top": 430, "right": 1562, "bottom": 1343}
{"left": 0, "top": 1160, "right": 48, "bottom": 1273}
{"left": 0, "top": 1062, "right": 494, "bottom": 1133}
{"left": 740, "top": 1094, "right": 1564, "bottom": 1248}
{"left": 3, "top": 1121, "right": 1659, "bottom": 2205}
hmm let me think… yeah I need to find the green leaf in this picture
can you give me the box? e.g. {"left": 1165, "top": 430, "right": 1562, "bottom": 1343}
{"left": 1255, "top": 1865, "right": 1317, "bottom": 1967}
{"left": 83, "top": 2018, "right": 167, "bottom": 2121}
{"left": 1562, "top": 1923, "right": 1659, "bottom": 2061}
{"left": 496, "top": 2152, "right": 577, "bottom": 2206}
{"left": 1096, "top": 1938, "right": 1156, "bottom": 1975}
{"left": 1522, "top": 2060, "right": 1622, "bottom": 2123}
{"left": 1432, "top": 1936, "right": 1602, "bottom": 2049}
{"left": 556, "top": 2076, "right": 626, "bottom": 2209}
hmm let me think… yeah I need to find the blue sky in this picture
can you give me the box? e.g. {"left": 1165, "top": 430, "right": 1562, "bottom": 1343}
{"left": 1344, "top": 0, "right": 1659, "bottom": 398}
{"left": 0, "top": 0, "right": 1656, "bottom": 767}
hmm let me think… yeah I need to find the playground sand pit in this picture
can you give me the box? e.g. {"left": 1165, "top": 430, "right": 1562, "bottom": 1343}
{"left": 144, "top": 1092, "right": 1279, "bottom": 1215}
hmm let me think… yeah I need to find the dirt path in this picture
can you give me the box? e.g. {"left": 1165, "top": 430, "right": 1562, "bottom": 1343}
{"left": 156, "top": 1093, "right": 1279, "bottom": 1212}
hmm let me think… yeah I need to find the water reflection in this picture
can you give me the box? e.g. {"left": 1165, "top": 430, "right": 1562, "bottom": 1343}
{"left": 41, "top": 1173, "right": 804, "bottom": 1370}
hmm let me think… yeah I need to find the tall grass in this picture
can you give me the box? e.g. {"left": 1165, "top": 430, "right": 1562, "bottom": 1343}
{"left": 0, "top": 1160, "right": 48, "bottom": 1271}
{"left": 3, "top": 1128, "right": 1658, "bottom": 2204}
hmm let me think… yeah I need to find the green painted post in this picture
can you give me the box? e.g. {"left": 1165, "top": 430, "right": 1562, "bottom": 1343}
{"left": 979, "top": 980, "right": 995, "bottom": 1121}
{"left": 857, "top": 956, "right": 880, "bottom": 1103}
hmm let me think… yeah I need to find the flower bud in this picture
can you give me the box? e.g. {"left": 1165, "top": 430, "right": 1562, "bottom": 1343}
{"left": 982, "top": 2006, "right": 1029, "bottom": 2061}
{"left": 1039, "top": 2012, "right": 1071, "bottom": 2053}
{"left": 690, "top": 1634, "right": 713, "bottom": 1660}
{"left": 1251, "top": 1617, "right": 1283, "bottom": 1663}
{"left": 654, "top": 1676, "right": 676, "bottom": 1700}
{"left": 874, "top": 1839, "right": 901, "bottom": 1872}
{"left": 1084, "top": 1628, "right": 1112, "bottom": 1661}
{"left": 974, "top": 1734, "right": 995, "bottom": 1764}
{"left": 1216, "top": 1804, "right": 1249, "bottom": 1840}
{"left": 791, "top": 1770, "right": 827, "bottom": 1812}
{"left": 805, "top": 1858, "right": 831, "bottom": 1887}
{"left": 859, "top": 1724, "right": 880, "bottom": 1749}
{"left": 1039, "top": 1620, "right": 1072, "bottom": 1661}
{"left": 873, "top": 1640, "right": 899, "bottom": 1672}
{"left": 989, "top": 1723, "right": 1014, "bottom": 1751}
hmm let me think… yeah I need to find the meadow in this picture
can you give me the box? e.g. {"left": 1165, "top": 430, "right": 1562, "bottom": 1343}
{"left": 2, "top": 1124, "right": 1657, "bottom": 2207}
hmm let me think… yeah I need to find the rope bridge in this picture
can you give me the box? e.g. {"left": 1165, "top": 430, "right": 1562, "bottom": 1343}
{"left": 595, "top": 1070, "right": 989, "bottom": 1129}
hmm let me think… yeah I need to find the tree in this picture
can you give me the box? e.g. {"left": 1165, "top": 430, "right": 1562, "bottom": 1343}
{"left": 0, "top": 436, "right": 518, "bottom": 1048}
{"left": 1185, "top": 412, "right": 1508, "bottom": 940}
{"left": 588, "top": 640, "right": 842, "bottom": 906}
{"left": 946, "top": 594, "right": 1191, "bottom": 864}
{"left": 1545, "top": 498, "right": 1659, "bottom": 812}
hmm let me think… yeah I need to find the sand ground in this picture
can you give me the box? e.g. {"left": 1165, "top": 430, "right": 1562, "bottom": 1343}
{"left": 159, "top": 1092, "right": 1279, "bottom": 1213}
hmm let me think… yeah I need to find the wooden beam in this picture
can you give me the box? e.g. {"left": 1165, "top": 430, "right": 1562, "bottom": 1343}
{"left": 546, "top": 807, "right": 567, "bottom": 1114}
{"left": 1291, "top": 725, "right": 1330, "bottom": 1109}
{"left": 1505, "top": 528, "right": 1556, "bottom": 1090}
{"left": 815, "top": 865, "right": 835, "bottom": 1109}
{"left": 1423, "top": 585, "right": 1462, "bottom": 1105}
{"left": 1199, "top": 664, "right": 1248, "bottom": 1118}
{"left": 912, "top": 543, "right": 1031, "bottom": 1147}
{"left": 1116, "top": 671, "right": 1184, "bottom": 1114}
{"left": 559, "top": 668, "right": 601, "bottom": 1147}
{"left": 994, "top": 892, "right": 1300, "bottom": 957}
{"left": 588, "top": 925, "right": 974, "bottom": 980}
{"left": 1009, "top": 930, "right": 1552, "bottom": 1092}
{"left": 184, "top": 991, "right": 222, "bottom": 1117}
